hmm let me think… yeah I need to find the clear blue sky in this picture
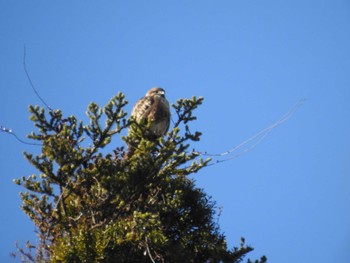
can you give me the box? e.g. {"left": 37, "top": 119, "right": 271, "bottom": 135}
{"left": 1, "top": 1, "right": 349, "bottom": 262}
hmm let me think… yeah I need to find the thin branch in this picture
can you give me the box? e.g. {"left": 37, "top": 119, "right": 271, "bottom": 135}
{"left": 216, "top": 206, "right": 223, "bottom": 225}
{"left": 145, "top": 237, "right": 156, "bottom": 263}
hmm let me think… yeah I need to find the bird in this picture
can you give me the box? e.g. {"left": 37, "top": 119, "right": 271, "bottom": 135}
{"left": 130, "top": 87, "right": 170, "bottom": 139}
{"left": 125, "top": 87, "right": 170, "bottom": 158}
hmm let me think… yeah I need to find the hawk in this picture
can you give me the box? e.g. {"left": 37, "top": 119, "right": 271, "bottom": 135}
{"left": 125, "top": 87, "right": 170, "bottom": 158}
{"left": 130, "top": 87, "right": 170, "bottom": 140}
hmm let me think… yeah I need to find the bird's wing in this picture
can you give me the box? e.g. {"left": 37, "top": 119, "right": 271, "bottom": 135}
{"left": 131, "top": 95, "right": 154, "bottom": 123}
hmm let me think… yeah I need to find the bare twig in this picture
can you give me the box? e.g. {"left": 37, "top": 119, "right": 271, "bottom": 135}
{"left": 216, "top": 206, "right": 223, "bottom": 225}
{"left": 145, "top": 237, "right": 156, "bottom": 263}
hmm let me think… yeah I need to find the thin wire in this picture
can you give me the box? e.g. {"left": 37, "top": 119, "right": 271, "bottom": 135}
{"left": 0, "top": 125, "right": 42, "bottom": 146}
{"left": 23, "top": 45, "right": 53, "bottom": 111}
{"left": 196, "top": 99, "right": 306, "bottom": 165}
{"left": 0, "top": 46, "right": 53, "bottom": 147}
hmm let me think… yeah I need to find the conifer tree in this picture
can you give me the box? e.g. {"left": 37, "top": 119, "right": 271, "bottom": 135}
{"left": 14, "top": 92, "right": 266, "bottom": 263}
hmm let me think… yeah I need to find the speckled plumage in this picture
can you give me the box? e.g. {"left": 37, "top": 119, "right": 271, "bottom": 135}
{"left": 131, "top": 87, "right": 170, "bottom": 139}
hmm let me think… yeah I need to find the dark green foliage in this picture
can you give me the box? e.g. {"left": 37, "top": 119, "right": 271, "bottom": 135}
{"left": 14, "top": 93, "right": 265, "bottom": 262}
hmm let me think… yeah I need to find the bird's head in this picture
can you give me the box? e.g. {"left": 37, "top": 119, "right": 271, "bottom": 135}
{"left": 146, "top": 87, "right": 166, "bottom": 97}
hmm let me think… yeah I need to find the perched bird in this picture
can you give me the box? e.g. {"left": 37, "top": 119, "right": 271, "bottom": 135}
{"left": 130, "top": 87, "right": 170, "bottom": 139}
{"left": 125, "top": 87, "right": 170, "bottom": 158}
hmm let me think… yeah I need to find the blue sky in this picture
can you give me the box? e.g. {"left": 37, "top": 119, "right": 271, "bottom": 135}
{"left": 1, "top": 1, "right": 349, "bottom": 262}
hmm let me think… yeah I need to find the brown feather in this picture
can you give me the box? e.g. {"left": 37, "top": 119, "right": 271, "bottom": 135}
{"left": 131, "top": 87, "right": 170, "bottom": 138}
{"left": 125, "top": 87, "right": 170, "bottom": 158}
